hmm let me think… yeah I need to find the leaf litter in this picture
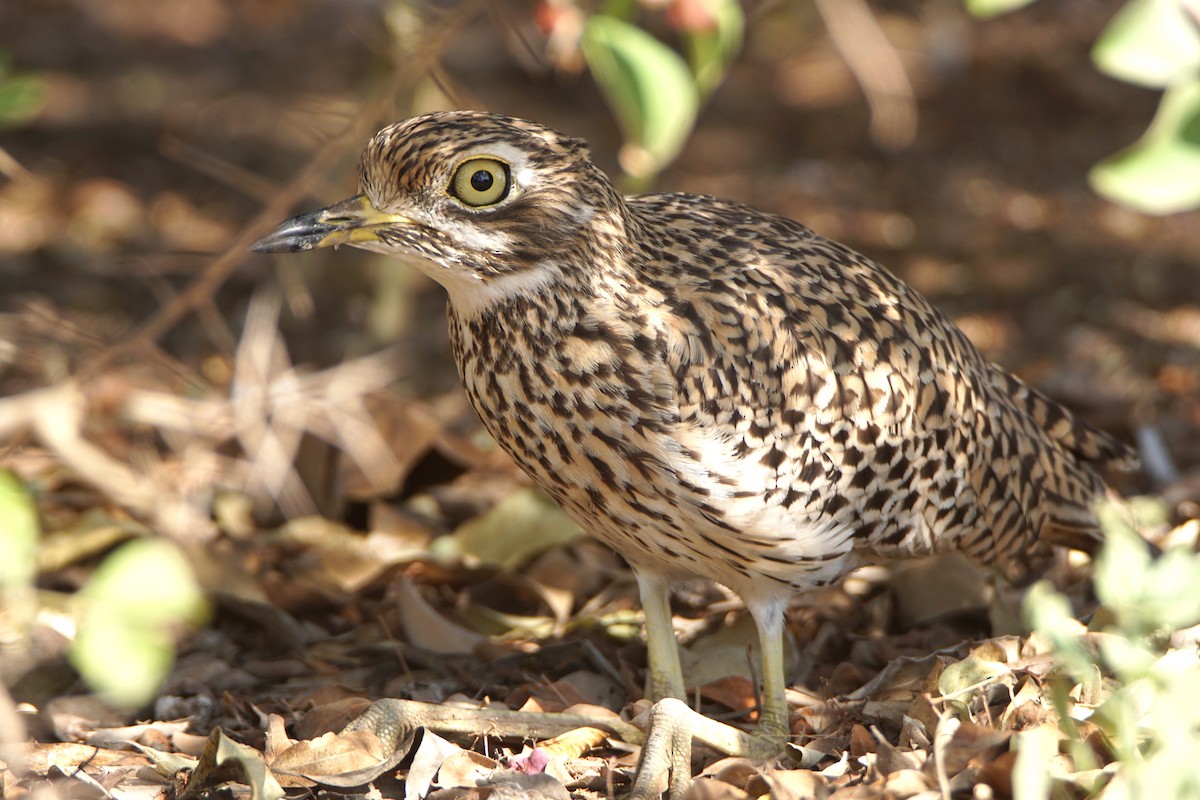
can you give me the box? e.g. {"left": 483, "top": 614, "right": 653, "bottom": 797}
{"left": 7, "top": 361, "right": 1198, "bottom": 799}
{"left": 3, "top": 310, "right": 1197, "bottom": 798}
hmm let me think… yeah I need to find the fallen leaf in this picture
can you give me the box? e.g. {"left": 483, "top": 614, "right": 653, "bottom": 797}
{"left": 396, "top": 576, "right": 487, "bottom": 655}
{"left": 536, "top": 726, "right": 608, "bottom": 759}
{"left": 437, "top": 487, "right": 582, "bottom": 570}
{"left": 406, "top": 730, "right": 463, "bottom": 800}
{"left": 270, "top": 729, "right": 389, "bottom": 778}
{"left": 478, "top": 770, "right": 572, "bottom": 799}
{"left": 437, "top": 749, "right": 498, "bottom": 789}
{"left": 178, "top": 728, "right": 283, "bottom": 800}
{"left": 759, "top": 767, "right": 829, "bottom": 800}
{"left": 698, "top": 675, "right": 758, "bottom": 719}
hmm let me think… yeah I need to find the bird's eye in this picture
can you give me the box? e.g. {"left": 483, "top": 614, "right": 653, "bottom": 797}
{"left": 449, "top": 157, "right": 511, "bottom": 207}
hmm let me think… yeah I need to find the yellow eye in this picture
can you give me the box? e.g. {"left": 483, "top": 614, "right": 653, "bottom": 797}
{"left": 449, "top": 157, "right": 511, "bottom": 207}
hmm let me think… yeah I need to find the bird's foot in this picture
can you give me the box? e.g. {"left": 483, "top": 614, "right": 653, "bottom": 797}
{"left": 627, "top": 697, "right": 789, "bottom": 800}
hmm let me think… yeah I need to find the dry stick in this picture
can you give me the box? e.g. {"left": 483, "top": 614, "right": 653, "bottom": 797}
{"left": 813, "top": 0, "right": 917, "bottom": 152}
{"left": 160, "top": 135, "right": 281, "bottom": 204}
{"left": 0, "top": 144, "right": 32, "bottom": 182}
{"left": 81, "top": 1, "right": 486, "bottom": 378}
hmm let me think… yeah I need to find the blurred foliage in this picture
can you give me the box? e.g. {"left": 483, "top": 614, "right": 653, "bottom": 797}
{"left": 558, "top": 0, "right": 742, "bottom": 186}
{"left": 581, "top": 15, "right": 701, "bottom": 186}
{"left": 964, "top": 0, "right": 1038, "bottom": 18}
{"left": 0, "top": 471, "right": 38, "bottom": 660}
{"left": 2, "top": 472, "right": 208, "bottom": 708}
{"left": 1023, "top": 502, "right": 1200, "bottom": 799}
{"left": 571, "top": 0, "right": 1200, "bottom": 211}
{"left": 71, "top": 538, "right": 208, "bottom": 709}
{"left": 1089, "top": 0, "right": 1200, "bottom": 213}
{"left": 431, "top": 486, "right": 582, "bottom": 570}
{"left": 0, "top": 49, "right": 47, "bottom": 128}
{"left": 971, "top": 0, "right": 1200, "bottom": 214}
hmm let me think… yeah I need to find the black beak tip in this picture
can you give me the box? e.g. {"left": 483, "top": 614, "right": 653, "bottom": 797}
{"left": 249, "top": 231, "right": 308, "bottom": 254}
{"left": 249, "top": 212, "right": 333, "bottom": 254}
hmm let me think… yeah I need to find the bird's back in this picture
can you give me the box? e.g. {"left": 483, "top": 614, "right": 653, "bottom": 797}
{"left": 622, "top": 192, "right": 1134, "bottom": 582}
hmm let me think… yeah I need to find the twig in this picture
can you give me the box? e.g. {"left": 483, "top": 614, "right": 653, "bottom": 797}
{"left": 813, "top": 0, "right": 918, "bottom": 151}
{"left": 842, "top": 642, "right": 973, "bottom": 702}
{"left": 83, "top": 0, "right": 487, "bottom": 376}
{"left": 0, "top": 144, "right": 33, "bottom": 182}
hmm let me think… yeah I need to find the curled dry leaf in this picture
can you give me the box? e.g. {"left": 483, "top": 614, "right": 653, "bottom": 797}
{"left": 535, "top": 726, "right": 608, "bottom": 759}
{"left": 396, "top": 576, "right": 487, "bottom": 655}
{"left": 405, "top": 730, "right": 467, "bottom": 800}
{"left": 178, "top": 728, "right": 283, "bottom": 800}
{"left": 436, "top": 748, "right": 499, "bottom": 790}
{"left": 698, "top": 675, "right": 759, "bottom": 720}
{"left": 269, "top": 729, "right": 390, "bottom": 779}
{"left": 760, "top": 767, "right": 830, "bottom": 800}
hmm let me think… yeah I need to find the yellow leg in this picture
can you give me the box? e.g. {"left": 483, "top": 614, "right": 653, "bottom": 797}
{"left": 628, "top": 578, "right": 793, "bottom": 799}
{"left": 748, "top": 601, "right": 791, "bottom": 739}
{"left": 634, "top": 570, "right": 686, "bottom": 702}
{"left": 347, "top": 577, "right": 794, "bottom": 800}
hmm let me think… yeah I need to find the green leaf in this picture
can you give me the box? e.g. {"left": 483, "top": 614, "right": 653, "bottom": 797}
{"left": 964, "top": 0, "right": 1039, "bottom": 19}
{"left": 0, "top": 470, "right": 39, "bottom": 641}
{"left": 1148, "top": 549, "right": 1200, "bottom": 628}
{"left": 581, "top": 14, "right": 700, "bottom": 183}
{"left": 1093, "top": 0, "right": 1200, "bottom": 88}
{"left": 1090, "top": 78, "right": 1200, "bottom": 214}
{"left": 1093, "top": 511, "right": 1151, "bottom": 615}
{"left": 682, "top": 0, "right": 744, "bottom": 97}
{"left": 937, "top": 655, "right": 1012, "bottom": 698}
{"left": 0, "top": 470, "right": 38, "bottom": 592}
{"left": 0, "top": 74, "right": 46, "bottom": 127}
{"left": 71, "top": 539, "right": 207, "bottom": 708}
{"left": 1024, "top": 581, "right": 1093, "bottom": 679}
{"left": 0, "top": 50, "right": 46, "bottom": 128}
{"left": 1098, "top": 633, "right": 1157, "bottom": 678}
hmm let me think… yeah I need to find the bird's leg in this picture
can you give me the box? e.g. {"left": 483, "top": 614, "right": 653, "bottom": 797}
{"left": 345, "top": 574, "right": 790, "bottom": 799}
{"left": 747, "top": 598, "right": 791, "bottom": 741}
{"left": 628, "top": 698, "right": 782, "bottom": 800}
{"left": 635, "top": 570, "right": 686, "bottom": 702}
{"left": 628, "top": 576, "right": 791, "bottom": 799}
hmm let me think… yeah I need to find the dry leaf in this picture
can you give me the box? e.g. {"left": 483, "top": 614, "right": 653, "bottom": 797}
{"left": 178, "top": 728, "right": 283, "bottom": 800}
{"left": 406, "top": 730, "right": 463, "bottom": 800}
{"left": 536, "top": 726, "right": 608, "bottom": 758}
{"left": 437, "top": 749, "right": 498, "bottom": 789}
{"left": 698, "top": 675, "right": 759, "bottom": 719}
{"left": 396, "top": 576, "right": 487, "bottom": 655}
{"left": 760, "top": 767, "right": 830, "bottom": 800}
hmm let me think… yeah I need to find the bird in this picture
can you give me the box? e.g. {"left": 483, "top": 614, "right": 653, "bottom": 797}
{"left": 252, "top": 110, "right": 1136, "bottom": 797}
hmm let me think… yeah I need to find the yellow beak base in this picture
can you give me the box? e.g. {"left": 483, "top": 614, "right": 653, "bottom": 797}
{"left": 251, "top": 194, "right": 411, "bottom": 253}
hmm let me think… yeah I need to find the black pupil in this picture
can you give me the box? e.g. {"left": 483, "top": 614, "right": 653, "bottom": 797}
{"left": 470, "top": 169, "right": 494, "bottom": 192}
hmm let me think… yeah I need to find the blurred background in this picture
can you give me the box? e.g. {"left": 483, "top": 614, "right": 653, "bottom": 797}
{"left": 2, "top": 0, "right": 1199, "bottom": 759}
{"left": 3, "top": 0, "right": 1197, "bottom": 432}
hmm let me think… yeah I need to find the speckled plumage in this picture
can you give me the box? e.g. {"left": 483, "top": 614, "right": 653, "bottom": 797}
{"left": 255, "top": 110, "right": 1134, "bottom": 764}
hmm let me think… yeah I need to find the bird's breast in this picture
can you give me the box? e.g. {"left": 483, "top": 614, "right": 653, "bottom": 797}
{"left": 443, "top": 296, "right": 863, "bottom": 591}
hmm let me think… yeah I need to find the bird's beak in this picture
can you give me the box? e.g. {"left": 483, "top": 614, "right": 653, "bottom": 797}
{"left": 250, "top": 194, "right": 413, "bottom": 253}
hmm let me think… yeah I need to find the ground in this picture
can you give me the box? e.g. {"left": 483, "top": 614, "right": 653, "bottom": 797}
{"left": 1, "top": 1, "right": 1199, "bottom": 799}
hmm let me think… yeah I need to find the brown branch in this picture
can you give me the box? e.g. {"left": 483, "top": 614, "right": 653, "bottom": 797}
{"left": 813, "top": 0, "right": 918, "bottom": 151}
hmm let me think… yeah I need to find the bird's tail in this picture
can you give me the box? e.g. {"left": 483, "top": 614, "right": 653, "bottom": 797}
{"left": 999, "top": 372, "right": 1139, "bottom": 473}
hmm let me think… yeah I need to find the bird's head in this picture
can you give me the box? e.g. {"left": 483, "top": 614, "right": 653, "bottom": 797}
{"left": 252, "top": 111, "right": 626, "bottom": 311}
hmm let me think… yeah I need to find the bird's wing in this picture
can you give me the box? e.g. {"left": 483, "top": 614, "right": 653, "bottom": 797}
{"left": 633, "top": 193, "right": 1130, "bottom": 573}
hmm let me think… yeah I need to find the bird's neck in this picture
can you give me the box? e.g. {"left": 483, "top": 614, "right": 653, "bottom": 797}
{"left": 443, "top": 200, "right": 640, "bottom": 320}
{"left": 440, "top": 263, "right": 566, "bottom": 319}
